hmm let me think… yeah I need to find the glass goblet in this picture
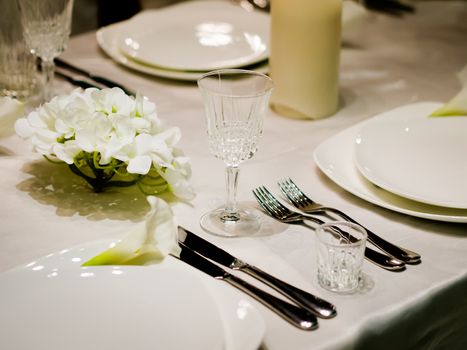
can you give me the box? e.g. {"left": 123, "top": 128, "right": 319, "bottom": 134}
{"left": 18, "top": 0, "right": 74, "bottom": 102}
{"left": 198, "top": 69, "right": 273, "bottom": 237}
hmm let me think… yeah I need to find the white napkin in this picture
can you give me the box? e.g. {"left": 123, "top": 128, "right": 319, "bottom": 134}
{"left": 0, "top": 97, "right": 26, "bottom": 138}
{"left": 431, "top": 64, "right": 467, "bottom": 116}
{"left": 82, "top": 196, "right": 181, "bottom": 266}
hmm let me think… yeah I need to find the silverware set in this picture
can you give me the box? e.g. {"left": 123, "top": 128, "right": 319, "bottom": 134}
{"left": 278, "top": 179, "right": 421, "bottom": 263}
{"left": 176, "top": 178, "right": 422, "bottom": 329}
{"left": 253, "top": 178, "right": 422, "bottom": 272}
{"left": 175, "top": 227, "right": 336, "bottom": 331}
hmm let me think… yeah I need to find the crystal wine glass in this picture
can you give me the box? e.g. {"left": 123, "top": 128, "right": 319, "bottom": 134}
{"left": 17, "top": 0, "right": 74, "bottom": 102}
{"left": 198, "top": 69, "right": 273, "bottom": 237}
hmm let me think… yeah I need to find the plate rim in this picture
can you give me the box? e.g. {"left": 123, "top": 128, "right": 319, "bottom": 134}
{"left": 117, "top": 1, "right": 269, "bottom": 71}
{"left": 96, "top": 22, "right": 269, "bottom": 81}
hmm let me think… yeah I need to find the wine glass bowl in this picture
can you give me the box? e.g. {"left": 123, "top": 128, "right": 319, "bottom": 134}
{"left": 18, "top": 0, "right": 74, "bottom": 101}
{"left": 198, "top": 69, "right": 273, "bottom": 237}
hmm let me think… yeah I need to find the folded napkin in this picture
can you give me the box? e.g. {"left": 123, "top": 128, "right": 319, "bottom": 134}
{"left": 82, "top": 196, "right": 181, "bottom": 266}
{"left": 431, "top": 64, "right": 467, "bottom": 117}
{"left": 0, "top": 97, "right": 26, "bottom": 138}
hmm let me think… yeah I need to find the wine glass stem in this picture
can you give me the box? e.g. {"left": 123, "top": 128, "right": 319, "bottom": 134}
{"left": 222, "top": 165, "right": 240, "bottom": 222}
{"left": 41, "top": 58, "right": 55, "bottom": 101}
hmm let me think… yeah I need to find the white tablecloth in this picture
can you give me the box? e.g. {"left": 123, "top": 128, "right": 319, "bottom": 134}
{"left": 1, "top": 2, "right": 466, "bottom": 349}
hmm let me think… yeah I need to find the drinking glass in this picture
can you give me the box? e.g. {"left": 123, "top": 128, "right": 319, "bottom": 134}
{"left": 198, "top": 69, "right": 273, "bottom": 237}
{"left": 0, "top": 0, "right": 36, "bottom": 99}
{"left": 17, "top": 0, "right": 74, "bottom": 102}
{"left": 316, "top": 222, "right": 367, "bottom": 294}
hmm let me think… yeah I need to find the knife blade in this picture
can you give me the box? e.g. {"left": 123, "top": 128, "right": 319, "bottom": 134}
{"left": 176, "top": 244, "right": 318, "bottom": 330}
{"left": 55, "top": 58, "right": 136, "bottom": 96}
{"left": 55, "top": 69, "right": 102, "bottom": 90}
{"left": 178, "top": 227, "right": 336, "bottom": 319}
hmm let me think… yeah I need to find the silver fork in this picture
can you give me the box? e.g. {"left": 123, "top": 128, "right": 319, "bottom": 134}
{"left": 278, "top": 178, "right": 421, "bottom": 264}
{"left": 252, "top": 186, "right": 406, "bottom": 272}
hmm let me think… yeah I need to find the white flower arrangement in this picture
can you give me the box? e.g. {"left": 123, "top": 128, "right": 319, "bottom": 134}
{"left": 15, "top": 87, "right": 194, "bottom": 200}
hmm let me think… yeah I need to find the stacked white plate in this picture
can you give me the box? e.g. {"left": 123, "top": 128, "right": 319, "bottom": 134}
{"left": 0, "top": 240, "right": 265, "bottom": 350}
{"left": 96, "top": 0, "right": 370, "bottom": 81}
{"left": 96, "top": 0, "right": 270, "bottom": 81}
{"left": 314, "top": 102, "right": 467, "bottom": 223}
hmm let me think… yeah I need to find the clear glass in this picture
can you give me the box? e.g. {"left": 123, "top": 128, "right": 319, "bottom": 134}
{"left": 17, "top": 0, "right": 74, "bottom": 102}
{"left": 198, "top": 69, "right": 273, "bottom": 237}
{"left": 316, "top": 221, "right": 367, "bottom": 294}
{"left": 0, "top": 0, "right": 36, "bottom": 99}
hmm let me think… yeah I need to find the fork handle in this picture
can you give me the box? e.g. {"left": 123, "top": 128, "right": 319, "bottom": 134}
{"left": 241, "top": 265, "right": 336, "bottom": 319}
{"left": 298, "top": 219, "right": 406, "bottom": 271}
{"left": 325, "top": 208, "right": 421, "bottom": 264}
{"left": 364, "top": 247, "right": 406, "bottom": 271}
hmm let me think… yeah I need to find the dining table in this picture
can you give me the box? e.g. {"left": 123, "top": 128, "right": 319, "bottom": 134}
{"left": 0, "top": 1, "right": 466, "bottom": 349}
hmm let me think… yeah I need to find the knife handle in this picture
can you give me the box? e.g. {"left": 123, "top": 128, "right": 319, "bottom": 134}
{"left": 241, "top": 265, "right": 336, "bottom": 319}
{"left": 224, "top": 274, "right": 318, "bottom": 331}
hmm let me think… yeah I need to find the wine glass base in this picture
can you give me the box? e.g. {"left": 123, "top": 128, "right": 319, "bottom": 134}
{"left": 200, "top": 203, "right": 261, "bottom": 238}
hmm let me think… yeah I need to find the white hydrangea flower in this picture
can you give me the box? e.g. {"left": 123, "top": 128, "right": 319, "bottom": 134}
{"left": 153, "top": 151, "right": 195, "bottom": 201}
{"left": 91, "top": 87, "right": 135, "bottom": 116}
{"left": 14, "top": 87, "right": 194, "bottom": 200}
{"left": 53, "top": 140, "right": 82, "bottom": 165}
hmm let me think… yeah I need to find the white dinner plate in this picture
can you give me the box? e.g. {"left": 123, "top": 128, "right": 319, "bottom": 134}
{"left": 96, "top": 0, "right": 367, "bottom": 81}
{"left": 313, "top": 102, "right": 467, "bottom": 223}
{"left": 0, "top": 240, "right": 265, "bottom": 350}
{"left": 119, "top": 1, "right": 269, "bottom": 71}
{"left": 355, "top": 102, "right": 467, "bottom": 208}
{"left": 96, "top": 21, "right": 268, "bottom": 81}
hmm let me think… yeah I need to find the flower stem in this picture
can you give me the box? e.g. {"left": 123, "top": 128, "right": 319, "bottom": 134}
{"left": 68, "top": 164, "right": 140, "bottom": 192}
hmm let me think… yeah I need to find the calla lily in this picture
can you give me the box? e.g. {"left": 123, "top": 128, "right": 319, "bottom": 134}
{"left": 430, "top": 87, "right": 467, "bottom": 117}
{"left": 82, "top": 196, "right": 180, "bottom": 266}
{"left": 431, "top": 64, "right": 467, "bottom": 117}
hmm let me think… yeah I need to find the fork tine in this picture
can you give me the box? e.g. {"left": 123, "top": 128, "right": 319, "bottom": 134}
{"left": 284, "top": 178, "right": 315, "bottom": 206}
{"left": 256, "top": 187, "right": 283, "bottom": 217}
{"left": 254, "top": 187, "right": 288, "bottom": 219}
{"left": 258, "top": 186, "right": 291, "bottom": 216}
{"left": 278, "top": 179, "right": 303, "bottom": 207}
{"left": 253, "top": 188, "right": 279, "bottom": 218}
{"left": 252, "top": 189, "right": 273, "bottom": 214}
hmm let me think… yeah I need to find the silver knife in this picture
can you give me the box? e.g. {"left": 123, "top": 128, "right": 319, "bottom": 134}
{"left": 55, "top": 69, "right": 102, "bottom": 90}
{"left": 176, "top": 243, "right": 318, "bottom": 330}
{"left": 178, "top": 227, "right": 336, "bottom": 319}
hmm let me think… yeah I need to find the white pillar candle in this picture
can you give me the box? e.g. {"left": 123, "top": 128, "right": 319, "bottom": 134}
{"left": 269, "top": 0, "right": 342, "bottom": 120}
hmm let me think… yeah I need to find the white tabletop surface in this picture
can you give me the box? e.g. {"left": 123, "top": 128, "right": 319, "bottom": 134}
{"left": 1, "top": 2, "right": 466, "bottom": 349}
